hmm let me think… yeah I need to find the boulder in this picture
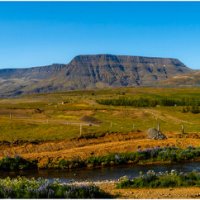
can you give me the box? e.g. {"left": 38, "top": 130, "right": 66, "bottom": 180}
{"left": 147, "top": 128, "right": 167, "bottom": 140}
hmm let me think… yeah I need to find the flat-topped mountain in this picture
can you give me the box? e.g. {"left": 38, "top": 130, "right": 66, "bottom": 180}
{"left": 0, "top": 54, "right": 194, "bottom": 97}
{"left": 67, "top": 55, "right": 190, "bottom": 86}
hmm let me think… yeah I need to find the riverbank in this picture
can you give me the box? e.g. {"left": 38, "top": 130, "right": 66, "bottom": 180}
{"left": 0, "top": 177, "right": 112, "bottom": 198}
{"left": 44, "top": 180, "right": 200, "bottom": 199}
{"left": 1, "top": 177, "right": 200, "bottom": 199}
{"left": 2, "top": 145, "right": 200, "bottom": 171}
{"left": 99, "top": 182, "right": 200, "bottom": 199}
{"left": 1, "top": 134, "right": 200, "bottom": 169}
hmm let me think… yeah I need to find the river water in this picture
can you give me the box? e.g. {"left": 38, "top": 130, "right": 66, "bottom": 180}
{"left": 1, "top": 161, "right": 200, "bottom": 182}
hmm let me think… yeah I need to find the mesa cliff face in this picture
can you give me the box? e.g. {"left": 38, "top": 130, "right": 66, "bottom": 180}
{"left": 0, "top": 54, "right": 193, "bottom": 97}
{"left": 65, "top": 55, "right": 190, "bottom": 87}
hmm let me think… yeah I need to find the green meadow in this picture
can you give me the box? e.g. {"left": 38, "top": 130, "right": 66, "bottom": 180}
{"left": 0, "top": 87, "right": 199, "bottom": 142}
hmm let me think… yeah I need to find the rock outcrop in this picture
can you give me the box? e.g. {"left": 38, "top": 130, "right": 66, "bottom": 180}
{"left": 147, "top": 128, "right": 167, "bottom": 140}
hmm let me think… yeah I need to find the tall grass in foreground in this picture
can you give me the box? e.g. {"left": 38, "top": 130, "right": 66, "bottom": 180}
{"left": 0, "top": 177, "right": 111, "bottom": 198}
{"left": 116, "top": 170, "right": 200, "bottom": 188}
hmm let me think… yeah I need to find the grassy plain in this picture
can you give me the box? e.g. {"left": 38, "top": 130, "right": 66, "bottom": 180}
{"left": 0, "top": 87, "right": 200, "bottom": 142}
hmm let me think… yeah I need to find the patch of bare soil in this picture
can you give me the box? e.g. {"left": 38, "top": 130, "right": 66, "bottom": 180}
{"left": 98, "top": 182, "right": 200, "bottom": 199}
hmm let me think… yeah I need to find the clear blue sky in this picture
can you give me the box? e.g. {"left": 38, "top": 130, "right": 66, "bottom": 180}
{"left": 0, "top": 2, "right": 200, "bottom": 69}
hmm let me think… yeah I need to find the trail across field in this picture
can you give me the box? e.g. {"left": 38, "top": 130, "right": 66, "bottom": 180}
{"left": 144, "top": 109, "right": 195, "bottom": 125}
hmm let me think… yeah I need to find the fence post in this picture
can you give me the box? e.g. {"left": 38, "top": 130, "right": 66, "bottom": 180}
{"left": 80, "top": 123, "right": 82, "bottom": 137}
{"left": 181, "top": 124, "right": 185, "bottom": 134}
{"left": 157, "top": 122, "right": 160, "bottom": 132}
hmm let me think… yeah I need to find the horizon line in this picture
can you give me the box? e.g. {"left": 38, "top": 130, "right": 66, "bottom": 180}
{"left": 0, "top": 53, "right": 195, "bottom": 70}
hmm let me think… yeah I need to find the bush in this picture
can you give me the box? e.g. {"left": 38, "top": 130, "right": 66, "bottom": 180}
{"left": 116, "top": 170, "right": 200, "bottom": 188}
{"left": 58, "top": 158, "right": 85, "bottom": 169}
{"left": 182, "top": 105, "right": 200, "bottom": 114}
{"left": 191, "top": 105, "right": 200, "bottom": 114}
{"left": 0, "top": 156, "right": 37, "bottom": 171}
{"left": 0, "top": 177, "right": 111, "bottom": 198}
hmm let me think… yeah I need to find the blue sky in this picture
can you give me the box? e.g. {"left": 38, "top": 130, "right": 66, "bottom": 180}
{"left": 0, "top": 2, "right": 200, "bottom": 69}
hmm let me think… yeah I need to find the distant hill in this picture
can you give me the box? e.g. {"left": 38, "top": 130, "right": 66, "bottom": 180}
{"left": 160, "top": 71, "right": 200, "bottom": 87}
{"left": 0, "top": 54, "right": 194, "bottom": 97}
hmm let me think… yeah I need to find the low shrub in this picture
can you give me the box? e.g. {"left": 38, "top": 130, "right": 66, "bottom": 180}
{"left": 0, "top": 156, "right": 37, "bottom": 171}
{"left": 182, "top": 106, "right": 200, "bottom": 114}
{"left": 116, "top": 170, "right": 200, "bottom": 188}
{"left": 58, "top": 158, "right": 85, "bottom": 169}
{"left": 0, "top": 177, "right": 111, "bottom": 198}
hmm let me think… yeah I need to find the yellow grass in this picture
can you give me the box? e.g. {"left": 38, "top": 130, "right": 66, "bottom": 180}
{"left": 98, "top": 182, "right": 200, "bottom": 199}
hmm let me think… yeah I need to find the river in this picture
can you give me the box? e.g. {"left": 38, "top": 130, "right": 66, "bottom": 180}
{"left": 1, "top": 161, "right": 200, "bottom": 182}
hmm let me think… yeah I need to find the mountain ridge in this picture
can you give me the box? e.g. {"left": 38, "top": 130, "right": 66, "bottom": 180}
{"left": 0, "top": 54, "right": 195, "bottom": 97}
